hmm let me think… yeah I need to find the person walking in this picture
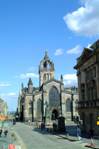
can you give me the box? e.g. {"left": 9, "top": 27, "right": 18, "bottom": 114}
{"left": 0, "top": 129, "right": 2, "bottom": 137}
{"left": 89, "top": 128, "right": 94, "bottom": 139}
{"left": 77, "top": 126, "right": 81, "bottom": 140}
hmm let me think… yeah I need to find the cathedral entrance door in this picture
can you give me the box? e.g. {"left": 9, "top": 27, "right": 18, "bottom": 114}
{"left": 51, "top": 109, "right": 59, "bottom": 120}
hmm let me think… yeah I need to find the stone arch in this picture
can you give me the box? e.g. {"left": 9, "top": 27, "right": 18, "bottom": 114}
{"left": 51, "top": 109, "right": 59, "bottom": 120}
{"left": 49, "top": 86, "right": 60, "bottom": 108}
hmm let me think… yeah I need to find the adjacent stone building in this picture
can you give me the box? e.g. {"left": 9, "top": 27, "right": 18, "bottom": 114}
{"left": 0, "top": 98, "right": 8, "bottom": 116}
{"left": 74, "top": 40, "right": 99, "bottom": 135}
{"left": 18, "top": 52, "right": 78, "bottom": 124}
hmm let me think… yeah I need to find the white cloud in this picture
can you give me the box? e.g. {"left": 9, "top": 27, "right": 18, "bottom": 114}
{"left": 18, "top": 72, "right": 39, "bottom": 79}
{"left": 7, "top": 92, "right": 17, "bottom": 97}
{"left": 63, "top": 74, "right": 77, "bottom": 87}
{"left": 0, "top": 92, "right": 17, "bottom": 98}
{"left": 67, "top": 45, "right": 81, "bottom": 54}
{"left": 63, "top": 0, "right": 99, "bottom": 36}
{"left": 54, "top": 49, "right": 64, "bottom": 56}
{"left": 0, "top": 83, "right": 11, "bottom": 87}
{"left": 87, "top": 44, "right": 91, "bottom": 48}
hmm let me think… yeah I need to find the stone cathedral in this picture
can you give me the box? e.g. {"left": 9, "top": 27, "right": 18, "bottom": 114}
{"left": 18, "top": 52, "right": 78, "bottom": 123}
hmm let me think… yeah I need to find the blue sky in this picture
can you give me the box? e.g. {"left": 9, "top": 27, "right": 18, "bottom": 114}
{"left": 0, "top": 0, "right": 98, "bottom": 111}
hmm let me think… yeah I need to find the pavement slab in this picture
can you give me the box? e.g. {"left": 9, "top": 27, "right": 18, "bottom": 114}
{"left": 12, "top": 122, "right": 86, "bottom": 149}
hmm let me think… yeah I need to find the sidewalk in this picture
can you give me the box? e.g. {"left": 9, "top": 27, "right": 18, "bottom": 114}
{"left": 10, "top": 126, "right": 26, "bottom": 149}
{"left": 57, "top": 134, "right": 99, "bottom": 149}
{"left": 11, "top": 123, "right": 27, "bottom": 149}
{"left": 83, "top": 138, "right": 99, "bottom": 149}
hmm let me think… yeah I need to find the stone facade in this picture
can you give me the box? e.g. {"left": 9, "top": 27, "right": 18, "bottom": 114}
{"left": 74, "top": 40, "right": 99, "bottom": 135}
{"left": 18, "top": 52, "right": 79, "bottom": 124}
{"left": 0, "top": 98, "right": 8, "bottom": 115}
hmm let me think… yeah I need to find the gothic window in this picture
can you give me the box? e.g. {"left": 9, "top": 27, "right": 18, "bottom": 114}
{"left": 49, "top": 86, "right": 60, "bottom": 107}
{"left": 43, "top": 61, "right": 51, "bottom": 70}
{"left": 46, "top": 63, "right": 51, "bottom": 70}
{"left": 66, "top": 98, "right": 71, "bottom": 112}
{"left": 44, "top": 61, "right": 47, "bottom": 68}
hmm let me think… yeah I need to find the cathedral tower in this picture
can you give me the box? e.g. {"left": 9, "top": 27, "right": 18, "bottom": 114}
{"left": 39, "top": 51, "right": 55, "bottom": 86}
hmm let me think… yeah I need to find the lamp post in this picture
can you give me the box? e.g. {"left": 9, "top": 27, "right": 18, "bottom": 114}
{"left": 21, "top": 98, "right": 24, "bottom": 122}
{"left": 71, "top": 93, "right": 74, "bottom": 121}
{"left": 31, "top": 94, "right": 34, "bottom": 122}
{"left": 41, "top": 86, "right": 47, "bottom": 123}
{"left": 60, "top": 83, "right": 62, "bottom": 116}
{"left": 41, "top": 88, "right": 44, "bottom": 122}
{"left": 71, "top": 89, "right": 74, "bottom": 121}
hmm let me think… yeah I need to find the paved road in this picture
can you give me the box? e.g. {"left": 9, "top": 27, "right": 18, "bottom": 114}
{"left": 12, "top": 123, "right": 86, "bottom": 149}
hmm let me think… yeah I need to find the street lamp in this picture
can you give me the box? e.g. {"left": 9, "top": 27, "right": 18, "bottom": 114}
{"left": 70, "top": 87, "right": 76, "bottom": 121}
{"left": 41, "top": 88, "right": 44, "bottom": 122}
{"left": 31, "top": 94, "right": 34, "bottom": 122}
{"left": 60, "top": 83, "right": 62, "bottom": 116}
{"left": 71, "top": 92, "right": 74, "bottom": 121}
{"left": 41, "top": 87, "right": 47, "bottom": 123}
{"left": 21, "top": 100, "right": 24, "bottom": 122}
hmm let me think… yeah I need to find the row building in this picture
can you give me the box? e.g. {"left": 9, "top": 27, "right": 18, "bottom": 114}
{"left": 74, "top": 40, "right": 99, "bottom": 135}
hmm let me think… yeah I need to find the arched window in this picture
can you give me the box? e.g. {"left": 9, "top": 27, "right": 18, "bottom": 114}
{"left": 66, "top": 98, "right": 71, "bottom": 112}
{"left": 43, "top": 61, "right": 51, "bottom": 70}
{"left": 46, "top": 62, "right": 51, "bottom": 70}
{"left": 49, "top": 86, "right": 60, "bottom": 107}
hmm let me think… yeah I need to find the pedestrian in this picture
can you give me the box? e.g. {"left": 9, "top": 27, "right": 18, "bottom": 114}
{"left": 4, "top": 130, "right": 8, "bottom": 137}
{"left": 0, "top": 129, "right": 2, "bottom": 137}
{"left": 28, "top": 120, "right": 31, "bottom": 126}
{"left": 89, "top": 129, "right": 94, "bottom": 139}
{"left": 88, "top": 129, "right": 95, "bottom": 147}
{"left": 77, "top": 126, "right": 81, "bottom": 140}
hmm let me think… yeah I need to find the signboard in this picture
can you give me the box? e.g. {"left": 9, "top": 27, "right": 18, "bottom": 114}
{"left": 96, "top": 121, "right": 99, "bottom": 126}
